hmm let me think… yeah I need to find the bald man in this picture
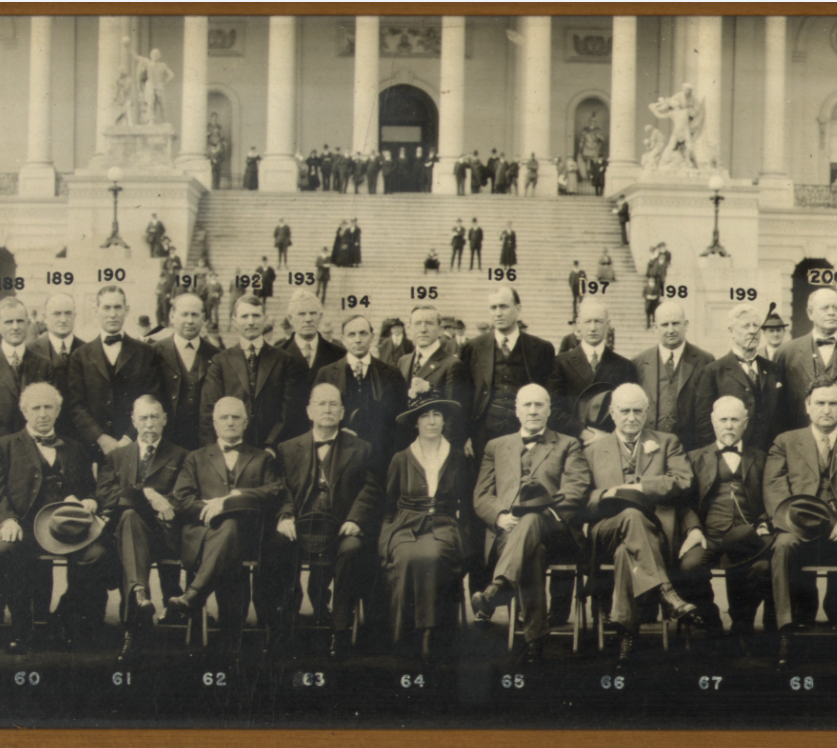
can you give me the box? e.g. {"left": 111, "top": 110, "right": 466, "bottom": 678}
{"left": 262, "top": 383, "right": 383, "bottom": 661}
{"left": 472, "top": 384, "right": 591, "bottom": 663}
{"left": 695, "top": 304, "right": 781, "bottom": 452}
{"left": 632, "top": 301, "right": 714, "bottom": 453}
{"left": 583, "top": 383, "right": 700, "bottom": 666}
{"left": 171, "top": 396, "right": 282, "bottom": 657}
{"left": 547, "top": 299, "right": 637, "bottom": 443}
{"left": 775, "top": 288, "right": 837, "bottom": 432}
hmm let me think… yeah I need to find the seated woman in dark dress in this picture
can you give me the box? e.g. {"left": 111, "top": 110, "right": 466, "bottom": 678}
{"left": 378, "top": 380, "right": 470, "bottom": 665}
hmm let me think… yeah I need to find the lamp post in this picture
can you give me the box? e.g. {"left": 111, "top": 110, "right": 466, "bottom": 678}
{"left": 700, "top": 174, "right": 730, "bottom": 258}
{"left": 101, "top": 166, "right": 130, "bottom": 251}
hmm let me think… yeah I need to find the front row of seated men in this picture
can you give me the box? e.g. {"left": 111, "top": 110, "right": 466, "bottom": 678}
{"left": 1, "top": 374, "right": 836, "bottom": 670}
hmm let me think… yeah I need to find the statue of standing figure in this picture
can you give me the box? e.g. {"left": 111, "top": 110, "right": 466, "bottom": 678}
{"left": 640, "top": 124, "right": 666, "bottom": 170}
{"left": 576, "top": 111, "right": 605, "bottom": 181}
{"left": 207, "top": 112, "right": 227, "bottom": 190}
{"left": 123, "top": 37, "right": 175, "bottom": 125}
{"left": 648, "top": 83, "right": 707, "bottom": 171}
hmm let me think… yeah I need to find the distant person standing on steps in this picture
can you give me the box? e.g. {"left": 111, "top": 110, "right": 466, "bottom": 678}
{"left": 524, "top": 153, "right": 539, "bottom": 196}
{"left": 614, "top": 194, "right": 630, "bottom": 245}
{"left": 315, "top": 247, "right": 331, "bottom": 304}
{"left": 451, "top": 219, "right": 466, "bottom": 271}
{"left": 243, "top": 147, "right": 260, "bottom": 190}
{"left": 569, "top": 261, "right": 586, "bottom": 322}
{"left": 273, "top": 218, "right": 291, "bottom": 269}
{"left": 468, "top": 218, "right": 483, "bottom": 271}
{"left": 499, "top": 222, "right": 517, "bottom": 270}
{"left": 597, "top": 248, "right": 615, "bottom": 283}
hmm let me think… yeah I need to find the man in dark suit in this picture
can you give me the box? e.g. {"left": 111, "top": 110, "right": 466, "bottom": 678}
{"left": 332, "top": 147, "right": 345, "bottom": 193}
{"left": 254, "top": 257, "right": 276, "bottom": 301}
{"left": 366, "top": 150, "right": 381, "bottom": 194}
{"left": 632, "top": 301, "right": 715, "bottom": 453}
{"left": 472, "top": 384, "right": 591, "bottom": 662}
{"left": 451, "top": 218, "right": 466, "bottom": 271}
{"left": 548, "top": 298, "right": 637, "bottom": 444}
{"left": 695, "top": 304, "right": 781, "bottom": 452}
{"left": 349, "top": 218, "right": 362, "bottom": 267}
{"left": 397, "top": 305, "right": 469, "bottom": 448}
{"left": 320, "top": 145, "right": 333, "bottom": 191}
{"left": 764, "top": 376, "right": 837, "bottom": 668}
{"left": 171, "top": 396, "right": 282, "bottom": 655}
{"left": 273, "top": 218, "right": 292, "bottom": 269}
{"left": 377, "top": 319, "right": 414, "bottom": 369}
{"left": 681, "top": 395, "right": 772, "bottom": 651}
{"left": 96, "top": 395, "right": 189, "bottom": 663}
{"left": 583, "top": 383, "right": 701, "bottom": 666}
{"left": 264, "top": 383, "right": 383, "bottom": 660}
{"left": 337, "top": 149, "right": 351, "bottom": 194}
{"left": 614, "top": 195, "right": 629, "bottom": 245}
{"left": 314, "top": 315, "right": 407, "bottom": 475}
{"left": 0, "top": 383, "right": 109, "bottom": 651}
{"left": 486, "top": 149, "right": 499, "bottom": 193}
{"left": 152, "top": 294, "right": 219, "bottom": 452}
{"left": 0, "top": 298, "right": 53, "bottom": 439}
{"left": 454, "top": 155, "right": 468, "bottom": 196}
{"left": 468, "top": 218, "right": 483, "bottom": 271}
{"left": 67, "top": 286, "right": 160, "bottom": 460}
{"left": 314, "top": 247, "right": 332, "bottom": 304}
{"left": 568, "top": 261, "right": 584, "bottom": 322}
{"left": 200, "top": 294, "right": 306, "bottom": 452}
{"left": 145, "top": 212, "right": 166, "bottom": 257}
{"left": 278, "top": 290, "right": 345, "bottom": 398}
{"left": 775, "top": 288, "right": 837, "bottom": 432}
{"left": 460, "top": 286, "right": 555, "bottom": 466}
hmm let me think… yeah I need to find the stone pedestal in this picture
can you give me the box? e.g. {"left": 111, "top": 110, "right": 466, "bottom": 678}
{"left": 92, "top": 124, "right": 178, "bottom": 174}
{"left": 758, "top": 176, "right": 794, "bottom": 210}
{"left": 18, "top": 163, "right": 56, "bottom": 198}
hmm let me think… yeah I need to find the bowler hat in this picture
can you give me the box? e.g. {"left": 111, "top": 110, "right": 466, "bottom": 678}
{"left": 206, "top": 494, "right": 262, "bottom": 528}
{"left": 34, "top": 502, "right": 106, "bottom": 555}
{"left": 574, "top": 382, "right": 615, "bottom": 432}
{"left": 773, "top": 494, "right": 837, "bottom": 542}
{"left": 761, "top": 312, "right": 788, "bottom": 330}
{"left": 511, "top": 481, "right": 553, "bottom": 517}
{"left": 598, "top": 487, "right": 656, "bottom": 517}
{"left": 719, "top": 524, "right": 774, "bottom": 569}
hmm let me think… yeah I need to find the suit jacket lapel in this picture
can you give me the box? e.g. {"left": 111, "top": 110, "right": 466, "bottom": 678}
{"left": 0, "top": 351, "right": 18, "bottom": 398}
{"left": 418, "top": 347, "right": 446, "bottom": 378}
{"left": 197, "top": 339, "right": 213, "bottom": 380}
{"left": 114, "top": 336, "right": 136, "bottom": 374}
{"left": 232, "top": 447, "right": 257, "bottom": 483}
{"left": 476, "top": 335, "right": 494, "bottom": 392}
{"left": 159, "top": 338, "right": 180, "bottom": 377}
{"left": 255, "top": 346, "right": 278, "bottom": 398}
{"left": 230, "top": 346, "right": 251, "bottom": 393}
{"left": 568, "top": 345, "right": 593, "bottom": 382}
{"left": 144, "top": 439, "right": 174, "bottom": 481}
{"left": 503, "top": 437, "right": 523, "bottom": 502}
{"left": 599, "top": 435, "right": 625, "bottom": 488}
{"left": 796, "top": 429, "right": 821, "bottom": 483}
{"left": 699, "top": 448, "right": 719, "bottom": 503}
{"left": 724, "top": 353, "right": 755, "bottom": 395}
{"left": 801, "top": 334, "right": 817, "bottom": 381}
{"left": 368, "top": 358, "right": 383, "bottom": 401}
{"left": 207, "top": 444, "right": 229, "bottom": 483}
{"left": 677, "top": 345, "right": 697, "bottom": 396}
{"left": 329, "top": 433, "right": 352, "bottom": 487}
{"left": 636, "top": 429, "right": 657, "bottom": 476}
{"left": 528, "top": 431, "right": 557, "bottom": 478}
{"left": 296, "top": 436, "right": 316, "bottom": 494}
{"left": 20, "top": 432, "right": 42, "bottom": 473}
{"left": 88, "top": 338, "right": 111, "bottom": 382}
{"left": 127, "top": 441, "right": 140, "bottom": 484}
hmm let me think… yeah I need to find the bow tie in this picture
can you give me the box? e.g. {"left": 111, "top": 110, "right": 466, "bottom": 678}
{"left": 817, "top": 338, "right": 837, "bottom": 347}
{"left": 221, "top": 443, "right": 243, "bottom": 453}
{"left": 103, "top": 334, "right": 123, "bottom": 346}
{"left": 522, "top": 434, "right": 545, "bottom": 446}
{"left": 34, "top": 434, "right": 61, "bottom": 448}
{"left": 314, "top": 439, "right": 336, "bottom": 449}
{"left": 717, "top": 445, "right": 740, "bottom": 455}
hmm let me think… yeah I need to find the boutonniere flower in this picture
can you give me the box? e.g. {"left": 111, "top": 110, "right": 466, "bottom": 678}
{"left": 643, "top": 440, "right": 660, "bottom": 455}
{"left": 408, "top": 377, "right": 432, "bottom": 400}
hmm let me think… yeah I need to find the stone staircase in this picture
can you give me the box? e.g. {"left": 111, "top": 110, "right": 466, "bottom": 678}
{"left": 188, "top": 193, "right": 658, "bottom": 358}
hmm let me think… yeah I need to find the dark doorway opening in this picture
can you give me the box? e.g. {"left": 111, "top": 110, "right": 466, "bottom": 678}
{"left": 791, "top": 258, "right": 834, "bottom": 337}
{"left": 379, "top": 85, "right": 439, "bottom": 192}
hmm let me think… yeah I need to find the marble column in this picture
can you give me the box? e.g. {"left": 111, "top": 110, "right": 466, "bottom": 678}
{"left": 19, "top": 16, "right": 56, "bottom": 197}
{"left": 519, "top": 16, "right": 556, "bottom": 196}
{"left": 94, "top": 16, "right": 122, "bottom": 159}
{"left": 759, "top": 16, "right": 793, "bottom": 208}
{"left": 433, "top": 16, "right": 465, "bottom": 194}
{"left": 176, "top": 16, "right": 211, "bottom": 188}
{"left": 606, "top": 16, "right": 638, "bottom": 196}
{"left": 695, "top": 16, "right": 722, "bottom": 169}
{"left": 352, "top": 16, "right": 379, "bottom": 156}
{"left": 261, "top": 16, "right": 298, "bottom": 193}
{"left": 684, "top": 17, "right": 700, "bottom": 87}
{"left": 671, "top": 17, "right": 687, "bottom": 90}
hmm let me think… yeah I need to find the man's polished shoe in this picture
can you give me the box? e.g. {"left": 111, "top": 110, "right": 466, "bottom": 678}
{"left": 156, "top": 609, "right": 189, "bottom": 626}
{"left": 167, "top": 587, "right": 201, "bottom": 614}
{"left": 658, "top": 583, "right": 700, "bottom": 623}
{"left": 330, "top": 630, "right": 351, "bottom": 662}
{"left": 129, "top": 586, "right": 156, "bottom": 629}
{"left": 471, "top": 581, "right": 506, "bottom": 619}
{"left": 777, "top": 633, "right": 791, "bottom": 671}
{"left": 616, "top": 633, "right": 634, "bottom": 669}
{"left": 6, "top": 638, "right": 29, "bottom": 655}
{"left": 521, "top": 635, "right": 547, "bottom": 665}
{"left": 116, "top": 631, "right": 140, "bottom": 665}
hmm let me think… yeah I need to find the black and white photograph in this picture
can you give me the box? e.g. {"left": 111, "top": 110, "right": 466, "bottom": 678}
{"left": 1, "top": 5, "right": 837, "bottom": 734}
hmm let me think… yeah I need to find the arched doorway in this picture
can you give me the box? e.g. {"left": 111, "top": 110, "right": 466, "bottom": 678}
{"left": 573, "top": 98, "right": 609, "bottom": 183}
{"left": 0, "top": 248, "right": 16, "bottom": 300}
{"left": 791, "top": 258, "right": 834, "bottom": 337}
{"left": 207, "top": 90, "right": 234, "bottom": 189}
{"left": 379, "top": 84, "right": 439, "bottom": 192}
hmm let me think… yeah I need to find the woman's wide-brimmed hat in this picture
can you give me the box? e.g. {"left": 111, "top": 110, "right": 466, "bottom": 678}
{"left": 396, "top": 378, "right": 461, "bottom": 426}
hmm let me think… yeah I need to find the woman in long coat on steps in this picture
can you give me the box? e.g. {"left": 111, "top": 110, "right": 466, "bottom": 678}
{"left": 499, "top": 222, "right": 517, "bottom": 269}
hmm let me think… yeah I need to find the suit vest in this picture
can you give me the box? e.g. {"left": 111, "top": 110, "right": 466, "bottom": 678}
{"left": 490, "top": 341, "right": 527, "bottom": 417}
{"left": 656, "top": 352, "right": 679, "bottom": 433}
{"left": 173, "top": 349, "right": 201, "bottom": 448}
{"left": 345, "top": 370, "right": 374, "bottom": 442}
{"left": 703, "top": 455, "right": 749, "bottom": 537}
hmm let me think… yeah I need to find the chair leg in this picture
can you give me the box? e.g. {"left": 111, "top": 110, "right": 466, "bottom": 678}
{"left": 662, "top": 617, "right": 669, "bottom": 652}
{"left": 186, "top": 615, "right": 192, "bottom": 645}
{"left": 594, "top": 596, "right": 604, "bottom": 652}
{"left": 351, "top": 600, "right": 360, "bottom": 646}
{"left": 201, "top": 606, "right": 209, "bottom": 648}
{"left": 572, "top": 574, "right": 580, "bottom": 654}
{"left": 507, "top": 597, "right": 517, "bottom": 652}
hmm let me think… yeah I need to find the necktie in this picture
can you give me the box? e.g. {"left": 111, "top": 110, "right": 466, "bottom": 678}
{"left": 816, "top": 338, "right": 837, "bottom": 347}
{"left": 59, "top": 341, "right": 69, "bottom": 366}
{"left": 104, "top": 334, "right": 123, "bottom": 346}
{"left": 246, "top": 344, "right": 257, "bottom": 392}
{"left": 303, "top": 342, "right": 313, "bottom": 368}
{"left": 34, "top": 434, "right": 62, "bottom": 448}
{"left": 353, "top": 361, "right": 364, "bottom": 380}
{"left": 590, "top": 350, "right": 599, "bottom": 373}
{"left": 185, "top": 341, "right": 195, "bottom": 350}
{"left": 816, "top": 431, "right": 832, "bottom": 467}
{"left": 501, "top": 337, "right": 511, "bottom": 359}
{"left": 412, "top": 353, "right": 422, "bottom": 376}
{"left": 664, "top": 351, "right": 675, "bottom": 379}
{"left": 139, "top": 444, "right": 155, "bottom": 481}
{"left": 521, "top": 434, "right": 545, "bottom": 446}
{"left": 737, "top": 357, "right": 758, "bottom": 387}
{"left": 9, "top": 350, "right": 20, "bottom": 378}
{"left": 222, "top": 442, "right": 243, "bottom": 453}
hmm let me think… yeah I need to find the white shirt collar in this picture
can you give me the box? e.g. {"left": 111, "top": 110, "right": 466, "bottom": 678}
{"left": 173, "top": 333, "right": 200, "bottom": 352}
{"left": 715, "top": 439, "right": 743, "bottom": 453}
{"left": 813, "top": 426, "right": 837, "bottom": 450}
{"left": 48, "top": 333, "right": 74, "bottom": 354}
{"left": 100, "top": 330, "right": 124, "bottom": 343}
{"left": 580, "top": 340, "right": 606, "bottom": 361}
{"left": 1, "top": 340, "right": 25, "bottom": 360}
{"left": 519, "top": 427, "right": 546, "bottom": 439}
{"left": 240, "top": 336, "right": 264, "bottom": 353}
{"left": 416, "top": 340, "right": 441, "bottom": 359}
{"left": 659, "top": 342, "right": 686, "bottom": 370}
{"left": 494, "top": 326, "right": 520, "bottom": 350}
{"left": 27, "top": 425, "right": 56, "bottom": 442}
{"left": 297, "top": 334, "right": 319, "bottom": 353}
{"left": 346, "top": 352, "right": 372, "bottom": 368}
{"left": 138, "top": 437, "right": 162, "bottom": 456}
{"left": 616, "top": 432, "right": 641, "bottom": 452}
